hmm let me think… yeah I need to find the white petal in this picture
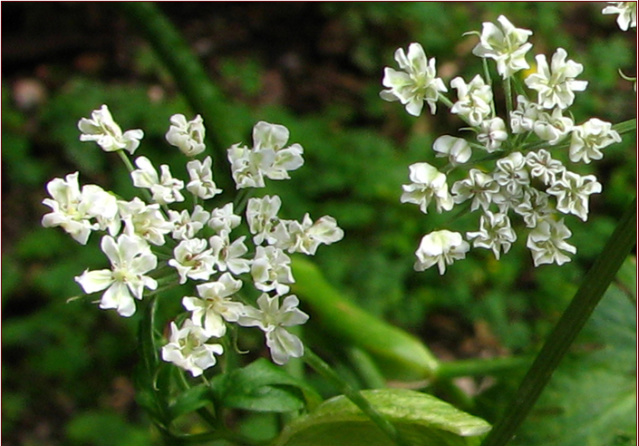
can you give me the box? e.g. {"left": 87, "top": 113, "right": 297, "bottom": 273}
{"left": 100, "top": 282, "right": 136, "bottom": 317}
{"left": 75, "top": 269, "right": 113, "bottom": 293}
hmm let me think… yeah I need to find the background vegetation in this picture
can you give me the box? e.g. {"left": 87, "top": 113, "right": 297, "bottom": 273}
{"left": 2, "top": 3, "right": 636, "bottom": 446}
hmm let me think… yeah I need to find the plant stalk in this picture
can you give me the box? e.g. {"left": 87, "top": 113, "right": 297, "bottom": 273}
{"left": 480, "top": 197, "right": 637, "bottom": 446}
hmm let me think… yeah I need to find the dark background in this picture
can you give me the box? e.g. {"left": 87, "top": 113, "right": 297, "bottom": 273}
{"left": 2, "top": 3, "right": 636, "bottom": 446}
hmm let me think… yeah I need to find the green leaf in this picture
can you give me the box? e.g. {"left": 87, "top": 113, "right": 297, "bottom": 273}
{"left": 212, "top": 358, "right": 322, "bottom": 413}
{"left": 276, "top": 388, "right": 491, "bottom": 446}
{"left": 514, "top": 257, "right": 637, "bottom": 446}
{"left": 168, "top": 384, "right": 214, "bottom": 421}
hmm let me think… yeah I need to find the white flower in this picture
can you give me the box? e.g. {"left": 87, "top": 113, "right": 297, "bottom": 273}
{"left": 253, "top": 121, "right": 304, "bottom": 180}
{"left": 525, "top": 48, "right": 588, "bottom": 110}
{"left": 238, "top": 294, "right": 309, "bottom": 365}
{"left": 168, "top": 238, "right": 217, "bottom": 284}
{"left": 131, "top": 156, "right": 185, "bottom": 205}
{"left": 78, "top": 105, "right": 143, "bottom": 154}
{"left": 432, "top": 135, "right": 472, "bottom": 165}
{"left": 278, "top": 214, "right": 344, "bottom": 256}
{"left": 228, "top": 143, "right": 269, "bottom": 189}
{"left": 208, "top": 234, "right": 251, "bottom": 275}
{"left": 75, "top": 234, "right": 157, "bottom": 317}
{"left": 531, "top": 107, "right": 574, "bottom": 145}
{"left": 526, "top": 218, "right": 576, "bottom": 266}
{"left": 161, "top": 319, "right": 224, "bottom": 377}
{"left": 208, "top": 203, "right": 241, "bottom": 236}
{"left": 41, "top": 172, "right": 115, "bottom": 244}
{"left": 477, "top": 117, "right": 508, "bottom": 152}
{"left": 569, "top": 118, "right": 621, "bottom": 164}
{"left": 83, "top": 185, "right": 121, "bottom": 236}
{"left": 182, "top": 273, "right": 245, "bottom": 337}
{"left": 525, "top": 149, "right": 565, "bottom": 185}
{"left": 186, "top": 156, "right": 222, "bottom": 199}
{"left": 472, "top": 15, "right": 533, "bottom": 79}
{"left": 450, "top": 75, "right": 493, "bottom": 126}
{"left": 118, "top": 198, "right": 173, "bottom": 246}
{"left": 547, "top": 171, "right": 602, "bottom": 221}
{"left": 602, "top": 2, "right": 637, "bottom": 31}
{"left": 251, "top": 246, "right": 295, "bottom": 295}
{"left": 510, "top": 95, "right": 542, "bottom": 134}
{"left": 451, "top": 168, "right": 500, "bottom": 212}
{"left": 514, "top": 189, "right": 553, "bottom": 228}
{"left": 165, "top": 114, "right": 206, "bottom": 156}
{"left": 401, "top": 163, "right": 454, "bottom": 213}
{"left": 467, "top": 211, "right": 516, "bottom": 259}
{"left": 414, "top": 230, "right": 470, "bottom": 274}
{"left": 168, "top": 205, "right": 210, "bottom": 240}
{"left": 246, "top": 195, "right": 283, "bottom": 245}
{"left": 493, "top": 152, "right": 530, "bottom": 196}
{"left": 380, "top": 42, "right": 447, "bottom": 116}
{"left": 227, "top": 122, "right": 304, "bottom": 189}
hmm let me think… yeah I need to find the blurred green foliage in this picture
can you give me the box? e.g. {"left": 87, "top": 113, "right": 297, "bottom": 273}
{"left": 2, "top": 2, "right": 635, "bottom": 445}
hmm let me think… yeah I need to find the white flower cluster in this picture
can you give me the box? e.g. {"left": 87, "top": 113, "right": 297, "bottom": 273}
{"left": 381, "top": 15, "right": 624, "bottom": 274}
{"left": 42, "top": 106, "right": 344, "bottom": 375}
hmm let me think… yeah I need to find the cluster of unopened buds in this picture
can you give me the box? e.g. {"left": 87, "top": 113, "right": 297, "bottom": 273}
{"left": 381, "top": 7, "right": 634, "bottom": 274}
{"left": 42, "top": 105, "right": 344, "bottom": 375}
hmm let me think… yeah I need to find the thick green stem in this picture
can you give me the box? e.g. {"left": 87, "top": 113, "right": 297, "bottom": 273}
{"left": 118, "top": 2, "right": 234, "bottom": 192}
{"left": 436, "top": 356, "right": 531, "bottom": 380}
{"left": 303, "top": 348, "right": 412, "bottom": 446}
{"left": 291, "top": 256, "right": 439, "bottom": 381}
{"left": 481, "top": 197, "right": 637, "bottom": 446}
{"left": 347, "top": 347, "right": 387, "bottom": 389}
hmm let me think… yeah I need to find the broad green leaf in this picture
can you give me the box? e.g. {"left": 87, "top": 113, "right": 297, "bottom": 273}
{"left": 276, "top": 388, "right": 491, "bottom": 446}
{"left": 514, "top": 257, "right": 637, "bottom": 446}
{"left": 291, "top": 257, "right": 439, "bottom": 381}
{"left": 211, "top": 358, "right": 322, "bottom": 413}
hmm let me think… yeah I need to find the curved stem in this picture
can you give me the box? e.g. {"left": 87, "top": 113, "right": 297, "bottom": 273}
{"left": 481, "top": 196, "right": 637, "bottom": 446}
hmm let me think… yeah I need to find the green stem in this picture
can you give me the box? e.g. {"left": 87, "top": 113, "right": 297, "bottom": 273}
{"left": 436, "top": 356, "right": 531, "bottom": 380}
{"left": 439, "top": 94, "right": 454, "bottom": 110}
{"left": 347, "top": 347, "right": 387, "bottom": 389}
{"left": 503, "top": 77, "right": 514, "bottom": 135}
{"left": 480, "top": 197, "right": 637, "bottom": 446}
{"left": 291, "top": 257, "right": 439, "bottom": 381}
{"left": 117, "top": 150, "right": 136, "bottom": 173}
{"left": 303, "top": 348, "right": 413, "bottom": 446}
{"left": 118, "top": 2, "right": 234, "bottom": 192}
{"left": 613, "top": 118, "right": 636, "bottom": 135}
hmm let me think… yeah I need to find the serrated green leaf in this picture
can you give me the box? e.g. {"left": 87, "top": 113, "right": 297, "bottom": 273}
{"left": 276, "top": 389, "right": 491, "bottom": 446}
{"left": 212, "top": 358, "right": 322, "bottom": 413}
